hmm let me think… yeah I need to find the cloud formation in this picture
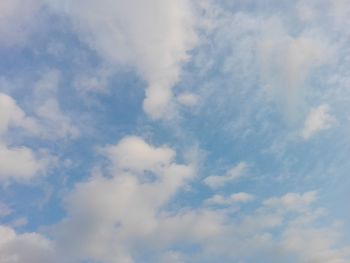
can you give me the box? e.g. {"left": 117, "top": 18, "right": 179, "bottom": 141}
{"left": 0, "top": 93, "right": 49, "bottom": 182}
{"left": 0, "top": 225, "right": 55, "bottom": 263}
{"left": 204, "top": 162, "right": 248, "bottom": 189}
{"left": 50, "top": 0, "right": 198, "bottom": 119}
{"left": 205, "top": 192, "right": 255, "bottom": 206}
{"left": 0, "top": 0, "right": 42, "bottom": 47}
{"left": 1, "top": 1, "right": 350, "bottom": 263}
{"left": 301, "top": 104, "right": 336, "bottom": 140}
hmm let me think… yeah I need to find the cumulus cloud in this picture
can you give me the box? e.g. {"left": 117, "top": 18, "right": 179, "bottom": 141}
{"left": 0, "top": 225, "right": 56, "bottom": 263}
{"left": 301, "top": 104, "right": 336, "bottom": 140}
{"left": 49, "top": 0, "right": 198, "bottom": 119}
{"left": 46, "top": 136, "right": 349, "bottom": 263}
{"left": 52, "top": 136, "right": 196, "bottom": 263}
{"left": 102, "top": 136, "right": 176, "bottom": 174}
{"left": 0, "top": 143, "right": 47, "bottom": 182}
{"left": 196, "top": 191, "right": 350, "bottom": 263}
{"left": 49, "top": 183, "right": 350, "bottom": 262}
{"left": 0, "top": 93, "right": 50, "bottom": 182}
{"left": 204, "top": 162, "right": 247, "bottom": 189}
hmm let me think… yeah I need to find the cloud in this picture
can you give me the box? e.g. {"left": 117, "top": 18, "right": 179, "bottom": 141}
{"left": 102, "top": 136, "right": 176, "bottom": 174}
{"left": 205, "top": 192, "right": 255, "bottom": 206}
{"left": 0, "top": 143, "right": 48, "bottom": 182}
{"left": 50, "top": 183, "right": 350, "bottom": 262}
{"left": 52, "top": 136, "right": 196, "bottom": 263}
{"left": 35, "top": 99, "right": 80, "bottom": 139}
{"left": 0, "top": 225, "right": 56, "bottom": 263}
{"left": 177, "top": 92, "right": 199, "bottom": 107}
{"left": 0, "top": 0, "right": 42, "bottom": 47}
{"left": 33, "top": 70, "right": 80, "bottom": 140}
{"left": 1, "top": 71, "right": 80, "bottom": 141}
{"left": 49, "top": 0, "right": 198, "bottom": 119}
{"left": 259, "top": 17, "right": 330, "bottom": 122}
{"left": 0, "top": 93, "right": 39, "bottom": 135}
{"left": 0, "top": 93, "right": 51, "bottom": 182}
{"left": 301, "top": 104, "right": 336, "bottom": 140}
{"left": 204, "top": 162, "right": 248, "bottom": 189}
{"left": 263, "top": 191, "right": 318, "bottom": 212}
{"left": 195, "top": 191, "right": 350, "bottom": 263}
{"left": 47, "top": 137, "right": 348, "bottom": 263}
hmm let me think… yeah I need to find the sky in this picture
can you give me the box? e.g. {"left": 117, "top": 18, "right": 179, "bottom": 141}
{"left": 0, "top": 0, "right": 350, "bottom": 262}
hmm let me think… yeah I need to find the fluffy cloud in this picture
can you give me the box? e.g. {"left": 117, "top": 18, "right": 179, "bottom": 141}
{"left": 0, "top": 93, "right": 39, "bottom": 135}
{"left": 0, "top": 226, "right": 53, "bottom": 262}
{"left": 50, "top": 182, "right": 350, "bottom": 262}
{"left": 0, "top": 0, "right": 42, "bottom": 47}
{"left": 0, "top": 143, "right": 47, "bottom": 182}
{"left": 196, "top": 191, "right": 350, "bottom": 263}
{"left": 204, "top": 162, "right": 247, "bottom": 189}
{"left": 52, "top": 136, "right": 196, "bottom": 263}
{"left": 0, "top": 93, "right": 50, "bottom": 182}
{"left": 46, "top": 135, "right": 349, "bottom": 262}
{"left": 0, "top": 225, "right": 55, "bottom": 263}
{"left": 301, "top": 104, "right": 336, "bottom": 140}
{"left": 49, "top": 0, "right": 198, "bottom": 119}
{"left": 102, "top": 136, "right": 176, "bottom": 174}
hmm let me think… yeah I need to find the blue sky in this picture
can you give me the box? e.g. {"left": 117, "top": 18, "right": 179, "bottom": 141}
{"left": 1, "top": 0, "right": 350, "bottom": 262}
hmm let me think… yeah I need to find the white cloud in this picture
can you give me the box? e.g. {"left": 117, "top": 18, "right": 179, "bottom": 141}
{"left": 57, "top": 186, "right": 350, "bottom": 262}
{"left": 49, "top": 136, "right": 350, "bottom": 262}
{"left": 204, "top": 162, "right": 247, "bottom": 189}
{"left": 281, "top": 224, "right": 350, "bottom": 263}
{"left": 0, "top": 143, "right": 46, "bottom": 182}
{"left": 53, "top": 136, "right": 196, "bottom": 263}
{"left": 0, "top": 225, "right": 56, "bottom": 263}
{"left": 195, "top": 191, "right": 350, "bottom": 263}
{"left": 0, "top": 0, "right": 42, "bottom": 47}
{"left": 102, "top": 136, "right": 176, "bottom": 174}
{"left": 263, "top": 191, "right": 318, "bottom": 212}
{"left": 301, "top": 104, "right": 336, "bottom": 140}
{"left": 0, "top": 93, "right": 39, "bottom": 136}
{"left": 0, "top": 93, "right": 51, "bottom": 182}
{"left": 205, "top": 192, "right": 255, "bottom": 206}
{"left": 1, "top": 71, "right": 79, "bottom": 141}
{"left": 49, "top": 0, "right": 198, "bottom": 119}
